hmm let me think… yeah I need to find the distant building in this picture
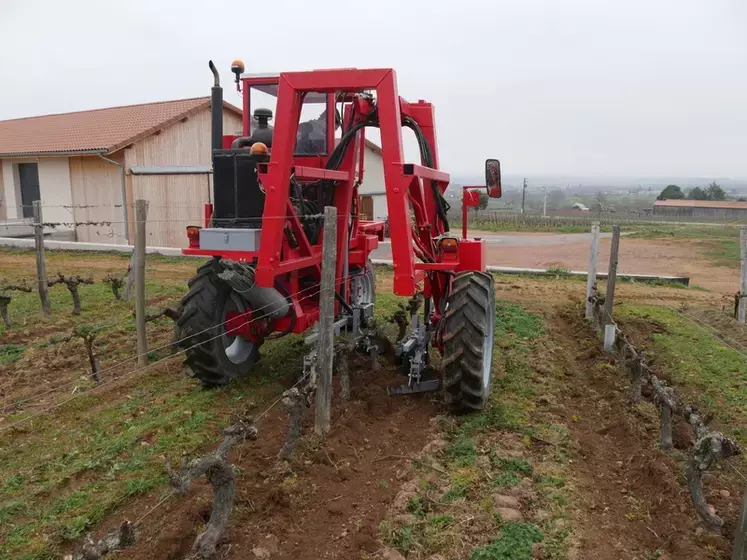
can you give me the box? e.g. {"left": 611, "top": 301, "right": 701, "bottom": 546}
{"left": 653, "top": 200, "right": 747, "bottom": 220}
{"left": 571, "top": 203, "right": 589, "bottom": 211}
{"left": 0, "top": 99, "right": 386, "bottom": 247}
{"left": 0, "top": 97, "right": 242, "bottom": 246}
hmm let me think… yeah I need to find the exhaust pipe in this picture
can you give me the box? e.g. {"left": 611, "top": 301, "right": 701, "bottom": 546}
{"left": 218, "top": 261, "right": 290, "bottom": 321}
{"left": 209, "top": 60, "right": 223, "bottom": 153}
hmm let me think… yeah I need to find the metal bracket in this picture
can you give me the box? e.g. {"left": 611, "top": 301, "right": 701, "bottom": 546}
{"left": 388, "top": 379, "right": 441, "bottom": 395}
{"left": 390, "top": 294, "right": 433, "bottom": 395}
{"left": 304, "top": 316, "right": 348, "bottom": 346}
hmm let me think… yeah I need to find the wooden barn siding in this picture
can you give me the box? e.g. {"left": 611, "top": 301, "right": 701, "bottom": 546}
{"left": 69, "top": 153, "right": 127, "bottom": 243}
{"left": 125, "top": 109, "right": 242, "bottom": 247}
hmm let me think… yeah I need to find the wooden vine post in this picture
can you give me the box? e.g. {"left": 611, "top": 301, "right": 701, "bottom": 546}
{"left": 134, "top": 199, "right": 149, "bottom": 367}
{"left": 585, "top": 221, "right": 600, "bottom": 319}
{"left": 315, "top": 206, "right": 337, "bottom": 436}
{"left": 33, "top": 200, "right": 51, "bottom": 315}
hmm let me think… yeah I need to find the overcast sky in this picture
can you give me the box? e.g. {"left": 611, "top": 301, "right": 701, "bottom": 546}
{"left": 1, "top": 0, "right": 745, "bottom": 179}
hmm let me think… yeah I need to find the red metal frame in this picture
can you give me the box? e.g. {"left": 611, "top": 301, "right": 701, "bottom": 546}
{"left": 185, "top": 68, "right": 490, "bottom": 343}
{"left": 462, "top": 188, "right": 481, "bottom": 239}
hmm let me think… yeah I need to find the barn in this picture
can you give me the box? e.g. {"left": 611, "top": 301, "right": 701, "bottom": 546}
{"left": 653, "top": 199, "right": 747, "bottom": 220}
{"left": 0, "top": 98, "right": 243, "bottom": 247}
{"left": 0, "top": 100, "right": 388, "bottom": 247}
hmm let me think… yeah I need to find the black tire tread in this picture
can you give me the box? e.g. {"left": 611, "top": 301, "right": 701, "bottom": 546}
{"left": 442, "top": 271, "right": 495, "bottom": 412}
{"left": 176, "top": 259, "right": 257, "bottom": 387}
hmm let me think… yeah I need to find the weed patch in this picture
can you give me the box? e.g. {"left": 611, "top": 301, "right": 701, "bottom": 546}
{"left": 470, "top": 522, "right": 543, "bottom": 560}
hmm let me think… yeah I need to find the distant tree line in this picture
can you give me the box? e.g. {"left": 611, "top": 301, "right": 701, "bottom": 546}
{"left": 656, "top": 181, "right": 730, "bottom": 202}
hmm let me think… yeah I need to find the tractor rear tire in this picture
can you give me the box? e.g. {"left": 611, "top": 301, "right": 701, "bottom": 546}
{"left": 442, "top": 271, "right": 496, "bottom": 412}
{"left": 176, "top": 259, "right": 260, "bottom": 387}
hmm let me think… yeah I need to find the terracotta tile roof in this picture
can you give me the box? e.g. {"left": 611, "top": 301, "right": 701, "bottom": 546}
{"left": 0, "top": 97, "right": 242, "bottom": 157}
{"left": 654, "top": 199, "right": 747, "bottom": 209}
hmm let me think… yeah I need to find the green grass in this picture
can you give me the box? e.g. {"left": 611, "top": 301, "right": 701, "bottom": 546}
{"left": 470, "top": 522, "right": 544, "bottom": 560}
{"left": 0, "top": 344, "right": 25, "bottom": 364}
{"left": 461, "top": 218, "right": 590, "bottom": 234}
{"left": 495, "top": 301, "right": 546, "bottom": 341}
{"left": 383, "top": 300, "right": 572, "bottom": 559}
{"left": 0, "top": 279, "right": 185, "bottom": 340}
{"left": 617, "top": 303, "right": 747, "bottom": 443}
{"left": 0, "top": 272, "right": 409, "bottom": 559}
{"left": 461, "top": 217, "right": 742, "bottom": 249}
{"left": 703, "top": 238, "right": 739, "bottom": 268}
{"left": 445, "top": 437, "right": 478, "bottom": 467}
{"left": 625, "top": 225, "right": 739, "bottom": 269}
{"left": 627, "top": 224, "right": 740, "bottom": 240}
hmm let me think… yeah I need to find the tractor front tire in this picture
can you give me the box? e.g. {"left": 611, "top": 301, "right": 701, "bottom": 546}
{"left": 442, "top": 271, "right": 496, "bottom": 412}
{"left": 176, "top": 259, "right": 259, "bottom": 387}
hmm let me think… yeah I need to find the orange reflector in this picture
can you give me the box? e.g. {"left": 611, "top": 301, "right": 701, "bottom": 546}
{"left": 250, "top": 142, "right": 268, "bottom": 155}
{"left": 440, "top": 237, "right": 459, "bottom": 253}
{"left": 186, "top": 226, "right": 201, "bottom": 248}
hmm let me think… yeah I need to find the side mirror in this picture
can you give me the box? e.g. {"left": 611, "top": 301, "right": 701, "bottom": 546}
{"left": 485, "top": 158, "right": 502, "bottom": 198}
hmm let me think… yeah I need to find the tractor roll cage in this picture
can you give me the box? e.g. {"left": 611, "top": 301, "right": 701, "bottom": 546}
{"left": 241, "top": 68, "right": 454, "bottom": 300}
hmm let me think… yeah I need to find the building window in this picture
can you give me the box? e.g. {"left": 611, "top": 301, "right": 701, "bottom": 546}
{"left": 17, "top": 163, "right": 40, "bottom": 218}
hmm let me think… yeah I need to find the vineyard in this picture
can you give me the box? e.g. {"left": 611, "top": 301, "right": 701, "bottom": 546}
{"left": 1, "top": 236, "right": 747, "bottom": 559}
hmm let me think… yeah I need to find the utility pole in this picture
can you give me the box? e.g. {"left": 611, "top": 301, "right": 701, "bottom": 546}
{"left": 521, "top": 178, "right": 527, "bottom": 214}
{"left": 543, "top": 187, "right": 548, "bottom": 217}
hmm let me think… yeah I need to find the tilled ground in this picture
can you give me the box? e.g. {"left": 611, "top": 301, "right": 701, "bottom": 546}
{"left": 119, "top": 359, "right": 441, "bottom": 560}
{"left": 98, "top": 303, "right": 742, "bottom": 560}
{"left": 1, "top": 248, "right": 745, "bottom": 559}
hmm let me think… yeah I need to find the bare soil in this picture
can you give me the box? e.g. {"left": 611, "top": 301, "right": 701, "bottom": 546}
{"left": 2, "top": 248, "right": 744, "bottom": 559}
{"left": 542, "top": 306, "right": 735, "bottom": 559}
{"left": 124, "top": 359, "right": 440, "bottom": 560}
{"left": 484, "top": 235, "right": 737, "bottom": 293}
{"left": 85, "top": 299, "right": 744, "bottom": 559}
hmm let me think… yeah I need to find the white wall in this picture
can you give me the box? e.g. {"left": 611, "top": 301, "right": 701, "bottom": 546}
{"left": 0, "top": 157, "right": 73, "bottom": 232}
{"left": 360, "top": 147, "right": 388, "bottom": 219}
{"left": 1, "top": 160, "right": 18, "bottom": 219}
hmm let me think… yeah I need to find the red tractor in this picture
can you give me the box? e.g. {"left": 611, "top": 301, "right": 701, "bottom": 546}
{"left": 177, "top": 61, "right": 502, "bottom": 411}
